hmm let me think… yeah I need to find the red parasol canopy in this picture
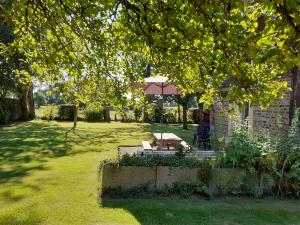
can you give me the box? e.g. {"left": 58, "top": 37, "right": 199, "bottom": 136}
{"left": 136, "top": 75, "right": 180, "bottom": 95}
{"left": 134, "top": 75, "right": 180, "bottom": 150}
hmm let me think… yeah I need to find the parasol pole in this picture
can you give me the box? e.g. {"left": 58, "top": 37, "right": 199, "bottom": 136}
{"left": 160, "top": 82, "right": 164, "bottom": 150}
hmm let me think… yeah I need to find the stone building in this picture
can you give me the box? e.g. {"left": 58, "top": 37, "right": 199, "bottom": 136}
{"left": 210, "top": 69, "right": 300, "bottom": 142}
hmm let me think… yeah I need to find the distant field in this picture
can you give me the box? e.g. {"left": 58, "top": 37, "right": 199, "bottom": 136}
{"left": 0, "top": 120, "right": 299, "bottom": 225}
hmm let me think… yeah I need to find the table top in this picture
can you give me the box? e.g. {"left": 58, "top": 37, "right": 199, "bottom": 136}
{"left": 153, "top": 133, "right": 182, "bottom": 141}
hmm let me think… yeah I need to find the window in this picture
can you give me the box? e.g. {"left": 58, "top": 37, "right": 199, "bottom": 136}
{"left": 241, "top": 103, "right": 249, "bottom": 122}
{"left": 241, "top": 102, "right": 253, "bottom": 129}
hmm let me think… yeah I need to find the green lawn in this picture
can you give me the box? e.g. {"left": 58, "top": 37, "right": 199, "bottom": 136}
{"left": 0, "top": 120, "right": 300, "bottom": 225}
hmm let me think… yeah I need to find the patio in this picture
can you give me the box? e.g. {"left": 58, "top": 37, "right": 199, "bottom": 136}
{"left": 118, "top": 132, "right": 217, "bottom": 159}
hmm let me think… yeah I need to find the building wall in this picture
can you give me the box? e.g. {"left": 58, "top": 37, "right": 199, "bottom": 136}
{"left": 252, "top": 77, "right": 291, "bottom": 134}
{"left": 211, "top": 77, "right": 292, "bottom": 138}
{"left": 211, "top": 99, "right": 230, "bottom": 138}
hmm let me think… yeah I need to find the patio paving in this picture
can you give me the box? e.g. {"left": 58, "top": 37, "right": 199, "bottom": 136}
{"left": 119, "top": 146, "right": 143, "bottom": 155}
{"left": 118, "top": 145, "right": 218, "bottom": 160}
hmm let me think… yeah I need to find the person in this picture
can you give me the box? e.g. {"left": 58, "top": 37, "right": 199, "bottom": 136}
{"left": 193, "top": 112, "right": 211, "bottom": 150}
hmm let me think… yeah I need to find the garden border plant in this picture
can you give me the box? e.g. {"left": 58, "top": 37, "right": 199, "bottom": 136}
{"left": 100, "top": 154, "right": 213, "bottom": 169}
{"left": 101, "top": 110, "right": 300, "bottom": 199}
{"left": 217, "top": 110, "right": 300, "bottom": 198}
{"left": 103, "top": 181, "right": 212, "bottom": 199}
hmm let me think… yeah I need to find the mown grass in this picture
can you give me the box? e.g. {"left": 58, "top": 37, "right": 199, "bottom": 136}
{"left": 0, "top": 120, "right": 300, "bottom": 225}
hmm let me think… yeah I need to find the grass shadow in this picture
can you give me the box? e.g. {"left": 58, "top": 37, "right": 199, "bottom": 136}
{"left": 0, "top": 121, "right": 152, "bottom": 186}
{"left": 101, "top": 198, "right": 300, "bottom": 225}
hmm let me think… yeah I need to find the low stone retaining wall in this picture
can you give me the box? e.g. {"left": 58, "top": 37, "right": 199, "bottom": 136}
{"left": 101, "top": 166, "right": 156, "bottom": 189}
{"left": 156, "top": 166, "right": 201, "bottom": 189}
{"left": 100, "top": 166, "right": 268, "bottom": 195}
{"left": 101, "top": 166, "right": 204, "bottom": 190}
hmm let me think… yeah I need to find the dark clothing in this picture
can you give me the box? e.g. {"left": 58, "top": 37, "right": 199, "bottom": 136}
{"left": 197, "top": 122, "right": 210, "bottom": 140}
{"left": 193, "top": 121, "right": 211, "bottom": 150}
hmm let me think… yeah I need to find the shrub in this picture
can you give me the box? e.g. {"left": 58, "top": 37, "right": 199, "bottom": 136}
{"left": 114, "top": 154, "right": 212, "bottom": 168}
{"left": 214, "top": 169, "right": 247, "bottom": 195}
{"left": 154, "top": 105, "right": 162, "bottom": 123}
{"left": 58, "top": 104, "right": 75, "bottom": 121}
{"left": 272, "top": 110, "right": 300, "bottom": 197}
{"left": 144, "top": 107, "right": 154, "bottom": 122}
{"left": 218, "top": 111, "right": 300, "bottom": 198}
{"left": 120, "top": 111, "right": 135, "bottom": 122}
{"left": 141, "top": 106, "right": 180, "bottom": 123}
{"left": 219, "top": 126, "right": 264, "bottom": 170}
{"left": 210, "top": 135, "right": 225, "bottom": 152}
{"left": 102, "top": 182, "right": 212, "bottom": 198}
{"left": 171, "top": 181, "right": 212, "bottom": 198}
{"left": 175, "top": 144, "right": 185, "bottom": 158}
{"left": 188, "top": 108, "right": 200, "bottom": 124}
{"left": 84, "top": 107, "right": 104, "bottom": 121}
{"left": 0, "top": 110, "right": 10, "bottom": 125}
{"left": 37, "top": 105, "right": 59, "bottom": 120}
{"left": 0, "top": 98, "right": 22, "bottom": 124}
{"left": 133, "top": 107, "right": 142, "bottom": 122}
{"left": 164, "top": 112, "right": 177, "bottom": 123}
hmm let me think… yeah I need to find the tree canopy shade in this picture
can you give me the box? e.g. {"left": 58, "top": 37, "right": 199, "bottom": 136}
{"left": 0, "top": 21, "right": 35, "bottom": 121}
{"left": 117, "top": 0, "right": 299, "bottom": 107}
{"left": 1, "top": 0, "right": 299, "bottom": 112}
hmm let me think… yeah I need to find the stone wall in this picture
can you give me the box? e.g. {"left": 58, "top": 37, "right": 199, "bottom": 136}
{"left": 101, "top": 166, "right": 206, "bottom": 192}
{"left": 101, "top": 166, "right": 156, "bottom": 191}
{"left": 156, "top": 166, "right": 202, "bottom": 189}
{"left": 100, "top": 166, "right": 264, "bottom": 195}
{"left": 252, "top": 77, "right": 291, "bottom": 134}
{"left": 211, "top": 77, "right": 292, "bottom": 137}
{"left": 211, "top": 99, "right": 229, "bottom": 138}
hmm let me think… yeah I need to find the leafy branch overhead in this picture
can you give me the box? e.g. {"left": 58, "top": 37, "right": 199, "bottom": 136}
{"left": 0, "top": 0, "right": 299, "bottom": 108}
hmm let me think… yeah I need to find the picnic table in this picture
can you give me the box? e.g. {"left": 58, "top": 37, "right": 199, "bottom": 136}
{"left": 152, "top": 133, "right": 182, "bottom": 149}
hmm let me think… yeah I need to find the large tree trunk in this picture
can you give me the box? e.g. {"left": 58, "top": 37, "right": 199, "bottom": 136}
{"left": 18, "top": 85, "right": 35, "bottom": 121}
{"left": 27, "top": 86, "right": 35, "bottom": 119}
{"left": 103, "top": 107, "right": 110, "bottom": 122}
{"left": 182, "top": 103, "right": 188, "bottom": 130}
{"left": 196, "top": 93, "right": 204, "bottom": 124}
{"left": 18, "top": 89, "right": 29, "bottom": 121}
{"left": 65, "top": 105, "right": 78, "bottom": 138}
{"left": 73, "top": 105, "right": 78, "bottom": 129}
{"left": 177, "top": 103, "right": 181, "bottom": 123}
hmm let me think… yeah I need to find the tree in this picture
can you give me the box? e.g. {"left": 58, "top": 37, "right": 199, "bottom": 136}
{"left": 34, "top": 84, "right": 68, "bottom": 108}
{"left": 34, "top": 90, "right": 46, "bottom": 108}
{"left": 1, "top": 1, "right": 137, "bottom": 131}
{"left": 0, "top": 22, "right": 35, "bottom": 120}
{"left": 0, "top": 23, "right": 20, "bottom": 100}
{"left": 173, "top": 94, "right": 194, "bottom": 130}
{"left": 2, "top": 0, "right": 299, "bottom": 118}
{"left": 116, "top": 0, "right": 294, "bottom": 108}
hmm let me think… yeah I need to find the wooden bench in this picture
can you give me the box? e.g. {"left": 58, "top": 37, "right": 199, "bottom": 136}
{"left": 144, "top": 150, "right": 177, "bottom": 156}
{"left": 142, "top": 141, "right": 152, "bottom": 151}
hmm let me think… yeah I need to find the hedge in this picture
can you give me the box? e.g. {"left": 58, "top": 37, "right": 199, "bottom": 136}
{"left": 58, "top": 104, "right": 75, "bottom": 121}
{"left": 0, "top": 98, "right": 22, "bottom": 125}
{"left": 188, "top": 108, "right": 201, "bottom": 124}
{"left": 36, "top": 105, "right": 202, "bottom": 124}
{"left": 36, "top": 105, "right": 59, "bottom": 120}
{"left": 101, "top": 154, "right": 212, "bottom": 169}
{"left": 84, "top": 107, "right": 104, "bottom": 121}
